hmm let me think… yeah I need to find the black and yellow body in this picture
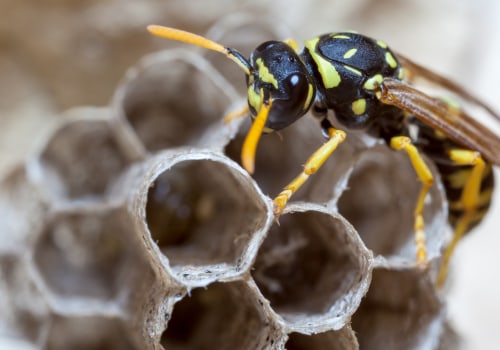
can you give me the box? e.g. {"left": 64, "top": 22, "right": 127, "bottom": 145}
{"left": 147, "top": 25, "right": 500, "bottom": 287}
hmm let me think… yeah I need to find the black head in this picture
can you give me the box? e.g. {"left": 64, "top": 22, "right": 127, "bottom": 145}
{"left": 246, "top": 41, "right": 315, "bottom": 131}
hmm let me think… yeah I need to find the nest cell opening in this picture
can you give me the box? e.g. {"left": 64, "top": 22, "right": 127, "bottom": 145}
{"left": 145, "top": 158, "right": 268, "bottom": 271}
{"left": 286, "top": 327, "right": 358, "bottom": 350}
{"left": 119, "top": 52, "right": 232, "bottom": 153}
{"left": 252, "top": 208, "right": 369, "bottom": 323}
{"left": 37, "top": 118, "right": 130, "bottom": 202}
{"left": 33, "top": 209, "right": 140, "bottom": 301}
{"left": 46, "top": 315, "right": 137, "bottom": 350}
{"left": 337, "top": 145, "right": 446, "bottom": 261}
{"left": 352, "top": 268, "right": 443, "bottom": 350}
{"left": 0, "top": 254, "right": 50, "bottom": 344}
{"left": 161, "top": 281, "right": 271, "bottom": 350}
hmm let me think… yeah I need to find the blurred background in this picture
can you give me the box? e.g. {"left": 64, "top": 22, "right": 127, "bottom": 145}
{"left": 1, "top": 0, "right": 498, "bottom": 348}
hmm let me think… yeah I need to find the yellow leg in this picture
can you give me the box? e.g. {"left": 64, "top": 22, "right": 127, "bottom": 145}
{"left": 390, "top": 136, "right": 434, "bottom": 268}
{"left": 273, "top": 128, "right": 346, "bottom": 215}
{"left": 224, "top": 104, "right": 249, "bottom": 124}
{"left": 436, "top": 150, "right": 485, "bottom": 288}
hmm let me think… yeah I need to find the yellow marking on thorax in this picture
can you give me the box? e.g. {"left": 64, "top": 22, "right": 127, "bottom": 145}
{"left": 332, "top": 34, "right": 351, "bottom": 39}
{"left": 385, "top": 51, "right": 398, "bottom": 69}
{"left": 352, "top": 98, "right": 367, "bottom": 115}
{"left": 343, "top": 48, "right": 357, "bottom": 59}
{"left": 376, "top": 40, "right": 388, "bottom": 48}
{"left": 344, "top": 65, "right": 362, "bottom": 76}
{"left": 305, "top": 37, "right": 341, "bottom": 89}
{"left": 256, "top": 58, "right": 278, "bottom": 89}
{"left": 363, "top": 74, "right": 383, "bottom": 90}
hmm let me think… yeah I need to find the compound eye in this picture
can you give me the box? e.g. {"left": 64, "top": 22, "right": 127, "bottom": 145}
{"left": 254, "top": 41, "right": 281, "bottom": 54}
{"left": 283, "top": 73, "right": 312, "bottom": 110}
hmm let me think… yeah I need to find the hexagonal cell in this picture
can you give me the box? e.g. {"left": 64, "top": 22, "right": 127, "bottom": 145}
{"left": 352, "top": 267, "right": 449, "bottom": 350}
{"left": 224, "top": 116, "right": 359, "bottom": 204}
{"left": 0, "top": 166, "right": 47, "bottom": 254}
{"left": 161, "top": 280, "right": 283, "bottom": 350}
{"left": 286, "top": 326, "right": 358, "bottom": 350}
{"left": 118, "top": 149, "right": 272, "bottom": 287}
{"left": 113, "top": 50, "right": 238, "bottom": 154}
{"left": 45, "top": 314, "right": 137, "bottom": 350}
{"left": 0, "top": 254, "right": 50, "bottom": 348}
{"left": 252, "top": 203, "right": 372, "bottom": 333}
{"left": 27, "top": 107, "right": 134, "bottom": 203}
{"left": 32, "top": 205, "right": 148, "bottom": 308}
{"left": 337, "top": 145, "right": 449, "bottom": 264}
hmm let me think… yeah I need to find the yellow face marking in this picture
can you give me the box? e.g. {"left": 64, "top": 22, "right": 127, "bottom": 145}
{"left": 305, "top": 37, "right": 341, "bottom": 89}
{"left": 344, "top": 65, "right": 362, "bottom": 76}
{"left": 385, "top": 51, "right": 398, "bottom": 69}
{"left": 247, "top": 85, "right": 262, "bottom": 111}
{"left": 332, "top": 34, "right": 351, "bottom": 39}
{"left": 363, "top": 74, "right": 383, "bottom": 90}
{"left": 376, "top": 40, "right": 388, "bottom": 48}
{"left": 343, "top": 48, "right": 357, "bottom": 59}
{"left": 352, "top": 98, "right": 367, "bottom": 115}
{"left": 256, "top": 58, "right": 278, "bottom": 89}
{"left": 304, "top": 83, "right": 314, "bottom": 110}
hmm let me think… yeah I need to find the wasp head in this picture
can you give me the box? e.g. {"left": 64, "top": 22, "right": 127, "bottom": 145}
{"left": 246, "top": 41, "right": 316, "bottom": 131}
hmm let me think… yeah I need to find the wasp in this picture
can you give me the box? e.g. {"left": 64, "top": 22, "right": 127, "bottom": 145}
{"left": 147, "top": 25, "right": 500, "bottom": 287}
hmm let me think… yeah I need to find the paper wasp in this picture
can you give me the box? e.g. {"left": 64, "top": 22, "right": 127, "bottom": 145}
{"left": 147, "top": 25, "right": 500, "bottom": 287}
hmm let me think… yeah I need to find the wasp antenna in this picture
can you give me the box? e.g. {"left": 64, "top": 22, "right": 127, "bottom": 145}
{"left": 241, "top": 100, "right": 272, "bottom": 174}
{"left": 147, "top": 25, "right": 251, "bottom": 75}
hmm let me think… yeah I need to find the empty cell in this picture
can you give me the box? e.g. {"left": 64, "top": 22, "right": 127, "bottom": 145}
{"left": 352, "top": 267, "right": 448, "bottom": 350}
{"left": 0, "top": 254, "right": 50, "bottom": 347}
{"left": 114, "top": 50, "right": 236, "bottom": 153}
{"left": 337, "top": 145, "right": 448, "bottom": 262}
{"left": 161, "top": 281, "right": 280, "bottom": 350}
{"left": 0, "top": 166, "right": 47, "bottom": 254}
{"left": 286, "top": 326, "right": 358, "bottom": 350}
{"left": 33, "top": 207, "right": 146, "bottom": 303}
{"left": 32, "top": 108, "right": 133, "bottom": 202}
{"left": 143, "top": 151, "right": 271, "bottom": 284}
{"left": 45, "top": 314, "right": 137, "bottom": 350}
{"left": 252, "top": 203, "right": 372, "bottom": 333}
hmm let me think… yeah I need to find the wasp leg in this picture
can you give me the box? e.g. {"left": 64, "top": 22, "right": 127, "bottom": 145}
{"left": 224, "top": 104, "right": 249, "bottom": 124}
{"left": 436, "top": 149, "right": 485, "bottom": 288}
{"left": 273, "top": 127, "right": 346, "bottom": 216}
{"left": 390, "top": 136, "right": 434, "bottom": 268}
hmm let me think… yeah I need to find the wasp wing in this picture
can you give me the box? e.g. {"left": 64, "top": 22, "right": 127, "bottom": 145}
{"left": 396, "top": 53, "right": 500, "bottom": 122}
{"left": 380, "top": 77, "right": 500, "bottom": 165}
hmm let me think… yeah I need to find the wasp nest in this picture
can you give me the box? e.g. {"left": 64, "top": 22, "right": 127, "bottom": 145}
{"left": 1, "top": 15, "right": 459, "bottom": 350}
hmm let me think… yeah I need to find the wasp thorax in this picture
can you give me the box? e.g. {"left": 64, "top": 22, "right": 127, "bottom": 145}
{"left": 246, "top": 41, "right": 315, "bottom": 131}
